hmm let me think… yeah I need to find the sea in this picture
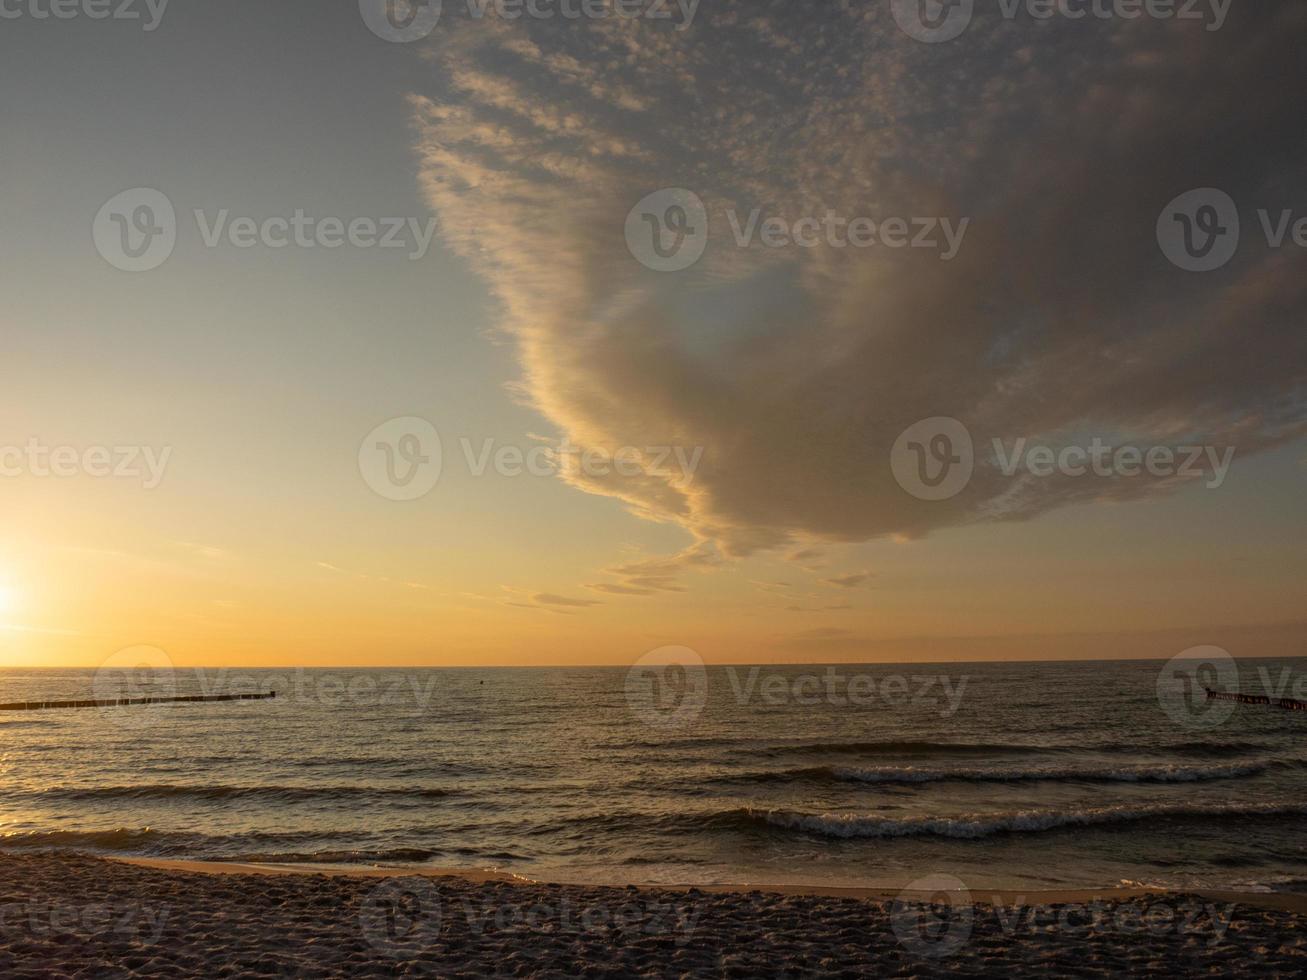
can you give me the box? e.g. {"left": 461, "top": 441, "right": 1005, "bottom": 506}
{"left": 2, "top": 658, "right": 1305, "bottom": 893}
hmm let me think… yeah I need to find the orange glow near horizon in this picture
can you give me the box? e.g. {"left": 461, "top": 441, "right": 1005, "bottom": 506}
{"left": 2, "top": 487, "right": 1307, "bottom": 671}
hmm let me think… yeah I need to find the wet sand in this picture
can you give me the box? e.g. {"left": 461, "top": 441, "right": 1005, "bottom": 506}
{"left": 0, "top": 853, "right": 1300, "bottom": 977}
{"left": 118, "top": 857, "right": 1307, "bottom": 914}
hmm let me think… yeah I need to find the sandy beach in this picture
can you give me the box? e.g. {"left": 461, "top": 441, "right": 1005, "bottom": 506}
{"left": 0, "top": 854, "right": 1300, "bottom": 977}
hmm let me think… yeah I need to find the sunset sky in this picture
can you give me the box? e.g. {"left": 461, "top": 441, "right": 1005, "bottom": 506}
{"left": 2, "top": 2, "right": 1304, "bottom": 668}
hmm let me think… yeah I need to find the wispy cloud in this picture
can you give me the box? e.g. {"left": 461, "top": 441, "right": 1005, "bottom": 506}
{"left": 0, "top": 623, "right": 84, "bottom": 636}
{"left": 821, "top": 572, "right": 874, "bottom": 590}
{"left": 587, "top": 542, "right": 720, "bottom": 596}
{"left": 317, "top": 562, "right": 441, "bottom": 596}
{"left": 533, "top": 593, "right": 603, "bottom": 608}
{"left": 499, "top": 587, "right": 603, "bottom": 613}
{"left": 586, "top": 582, "right": 656, "bottom": 596}
{"left": 786, "top": 549, "right": 827, "bottom": 572}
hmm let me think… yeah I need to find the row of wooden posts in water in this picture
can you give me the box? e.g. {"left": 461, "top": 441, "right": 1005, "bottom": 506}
{"left": 0, "top": 692, "right": 277, "bottom": 712}
{"left": 1205, "top": 688, "right": 1307, "bottom": 712}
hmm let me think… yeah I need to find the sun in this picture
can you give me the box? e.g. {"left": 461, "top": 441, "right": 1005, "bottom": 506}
{"left": 0, "top": 586, "right": 13, "bottom": 617}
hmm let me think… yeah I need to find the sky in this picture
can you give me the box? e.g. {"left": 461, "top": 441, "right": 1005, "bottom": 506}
{"left": 1, "top": 1, "right": 1304, "bottom": 668}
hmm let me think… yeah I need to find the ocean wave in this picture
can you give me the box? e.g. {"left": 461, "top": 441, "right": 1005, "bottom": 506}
{"left": 753, "top": 738, "right": 1276, "bottom": 760}
{"left": 1089, "top": 740, "right": 1275, "bottom": 758}
{"left": 716, "top": 760, "right": 1275, "bottom": 786}
{"left": 0, "top": 828, "right": 193, "bottom": 853}
{"left": 296, "top": 758, "right": 503, "bottom": 777}
{"left": 212, "top": 847, "right": 449, "bottom": 864}
{"left": 0, "top": 826, "right": 426, "bottom": 859}
{"left": 824, "top": 760, "right": 1275, "bottom": 785}
{"left": 0, "top": 829, "right": 522, "bottom": 867}
{"left": 756, "top": 740, "right": 1055, "bottom": 757}
{"left": 606, "top": 736, "right": 748, "bottom": 752}
{"left": 746, "top": 801, "right": 1307, "bottom": 840}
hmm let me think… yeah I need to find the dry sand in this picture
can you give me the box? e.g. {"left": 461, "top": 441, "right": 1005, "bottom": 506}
{"left": 0, "top": 853, "right": 1300, "bottom": 977}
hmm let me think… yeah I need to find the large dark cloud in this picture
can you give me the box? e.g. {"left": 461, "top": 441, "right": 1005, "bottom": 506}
{"left": 410, "top": 2, "right": 1307, "bottom": 559}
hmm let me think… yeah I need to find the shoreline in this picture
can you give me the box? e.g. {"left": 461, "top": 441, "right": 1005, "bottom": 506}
{"left": 115, "top": 856, "right": 1307, "bottom": 914}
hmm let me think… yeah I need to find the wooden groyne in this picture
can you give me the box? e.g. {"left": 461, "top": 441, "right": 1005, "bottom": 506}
{"left": 0, "top": 692, "right": 276, "bottom": 712}
{"left": 1205, "top": 688, "right": 1307, "bottom": 712}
